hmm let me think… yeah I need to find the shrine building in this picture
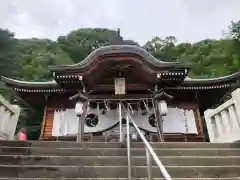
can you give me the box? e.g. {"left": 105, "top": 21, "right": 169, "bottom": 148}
{"left": 2, "top": 45, "right": 240, "bottom": 142}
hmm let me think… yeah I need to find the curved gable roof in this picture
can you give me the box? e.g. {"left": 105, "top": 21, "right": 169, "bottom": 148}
{"left": 50, "top": 45, "right": 189, "bottom": 72}
{"left": 183, "top": 72, "right": 240, "bottom": 84}
{"left": 1, "top": 76, "right": 58, "bottom": 88}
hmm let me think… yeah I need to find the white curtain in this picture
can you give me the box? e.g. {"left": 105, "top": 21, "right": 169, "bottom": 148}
{"left": 59, "top": 110, "right": 69, "bottom": 136}
{"left": 185, "top": 109, "right": 197, "bottom": 133}
{"left": 52, "top": 110, "right": 69, "bottom": 136}
{"left": 163, "top": 108, "right": 186, "bottom": 133}
{"left": 52, "top": 110, "right": 61, "bottom": 136}
{"left": 51, "top": 107, "right": 198, "bottom": 136}
{"left": 52, "top": 108, "right": 119, "bottom": 136}
{"left": 64, "top": 109, "right": 78, "bottom": 135}
{"left": 133, "top": 108, "right": 198, "bottom": 134}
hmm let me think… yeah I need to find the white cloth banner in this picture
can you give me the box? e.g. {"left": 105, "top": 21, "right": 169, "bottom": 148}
{"left": 51, "top": 108, "right": 198, "bottom": 136}
{"left": 133, "top": 108, "right": 197, "bottom": 134}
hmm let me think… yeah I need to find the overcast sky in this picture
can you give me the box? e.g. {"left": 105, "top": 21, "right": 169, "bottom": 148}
{"left": 1, "top": 0, "right": 240, "bottom": 45}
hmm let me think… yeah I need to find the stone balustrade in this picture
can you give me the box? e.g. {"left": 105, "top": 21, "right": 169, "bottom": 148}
{"left": 0, "top": 95, "right": 20, "bottom": 140}
{"left": 204, "top": 88, "right": 240, "bottom": 143}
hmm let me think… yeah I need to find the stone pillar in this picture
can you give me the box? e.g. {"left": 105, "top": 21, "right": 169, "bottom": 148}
{"left": 231, "top": 89, "right": 240, "bottom": 124}
{"left": 0, "top": 95, "right": 20, "bottom": 140}
{"left": 204, "top": 88, "right": 240, "bottom": 143}
{"left": 204, "top": 109, "right": 216, "bottom": 142}
{"left": 220, "top": 110, "right": 231, "bottom": 133}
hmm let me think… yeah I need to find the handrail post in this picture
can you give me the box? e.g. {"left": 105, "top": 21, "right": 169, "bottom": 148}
{"left": 77, "top": 101, "right": 88, "bottom": 143}
{"left": 152, "top": 99, "right": 164, "bottom": 142}
{"left": 126, "top": 113, "right": 132, "bottom": 180}
{"left": 119, "top": 102, "right": 123, "bottom": 143}
{"left": 146, "top": 147, "right": 152, "bottom": 180}
{"left": 122, "top": 102, "right": 172, "bottom": 180}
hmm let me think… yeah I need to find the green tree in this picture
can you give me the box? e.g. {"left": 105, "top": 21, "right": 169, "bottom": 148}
{"left": 228, "top": 20, "right": 240, "bottom": 73}
{"left": 0, "top": 29, "right": 19, "bottom": 99}
{"left": 229, "top": 20, "right": 240, "bottom": 40}
{"left": 144, "top": 36, "right": 240, "bottom": 77}
{"left": 0, "top": 29, "right": 18, "bottom": 77}
{"left": 13, "top": 38, "right": 73, "bottom": 81}
{"left": 57, "top": 28, "right": 121, "bottom": 63}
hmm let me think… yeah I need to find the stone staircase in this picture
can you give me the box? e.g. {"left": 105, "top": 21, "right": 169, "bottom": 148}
{"left": 0, "top": 141, "right": 240, "bottom": 179}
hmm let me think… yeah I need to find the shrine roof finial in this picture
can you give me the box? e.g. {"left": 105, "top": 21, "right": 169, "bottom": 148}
{"left": 117, "top": 28, "right": 120, "bottom": 37}
{"left": 110, "top": 28, "right": 123, "bottom": 45}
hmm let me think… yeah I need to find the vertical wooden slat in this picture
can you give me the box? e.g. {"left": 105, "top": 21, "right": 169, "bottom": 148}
{"left": 42, "top": 109, "right": 54, "bottom": 139}
{"left": 194, "top": 107, "right": 204, "bottom": 135}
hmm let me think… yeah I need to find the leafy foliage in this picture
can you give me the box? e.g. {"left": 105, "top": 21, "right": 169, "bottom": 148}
{"left": 229, "top": 20, "right": 240, "bottom": 40}
{"left": 144, "top": 36, "right": 240, "bottom": 78}
{"left": 57, "top": 28, "right": 119, "bottom": 63}
{"left": 13, "top": 38, "right": 73, "bottom": 81}
{"left": 0, "top": 29, "right": 18, "bottom": 78}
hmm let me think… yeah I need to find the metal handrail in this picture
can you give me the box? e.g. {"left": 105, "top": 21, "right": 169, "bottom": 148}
{"left": 121, "top": 102, "right": 172, "bottom": 180}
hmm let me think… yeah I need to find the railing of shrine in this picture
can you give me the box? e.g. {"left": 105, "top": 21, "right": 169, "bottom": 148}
{"left": 0, "top": 95, "right": 20, "bottom": 140}
{"left": 204, "top": 88, "right": 240, "bottom": 143}
{"left": 121, "top": 102, "right": 172, "bottom": 180}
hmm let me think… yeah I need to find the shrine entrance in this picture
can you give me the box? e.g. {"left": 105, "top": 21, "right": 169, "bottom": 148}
{"left": 71, "top": 97, "right": 165, "bottom": 143}
{"left": 65, "top": 94, "right": 202, "bottom": 143}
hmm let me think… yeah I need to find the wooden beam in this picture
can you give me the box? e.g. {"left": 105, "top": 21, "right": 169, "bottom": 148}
{"left": 87, "top": 94, "right": 152, "bottom": 100}
{"left": 196, "top": 107, "right": 204, "bottom": 136}
{"left": 92, "top": 84, "right": 152, "bottom": 91}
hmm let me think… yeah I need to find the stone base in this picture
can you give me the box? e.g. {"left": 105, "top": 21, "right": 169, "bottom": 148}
{"left": 40, "top": 133, "right": 205, "bottom": 142}
{"left": 0, "top": 141, "right": 240, "bottom": 179}
{"left": 0, "top": 131, "right": 8, "bottom": 140}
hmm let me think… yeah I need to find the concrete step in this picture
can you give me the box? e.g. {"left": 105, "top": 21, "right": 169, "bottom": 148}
{"left": 1, "top": 155, "right": 240, "bottom": 166}
{"left": 1, "top": 147, "right": 240, "bottom": 156}
{"left": 1, "top": 141, "right": 240, "bottom": 149}
{"left": 1, "top": 165, "right": 240, "bottom": 178}
{"left": 0, "top": 178, "right": 239, "bottom": 180}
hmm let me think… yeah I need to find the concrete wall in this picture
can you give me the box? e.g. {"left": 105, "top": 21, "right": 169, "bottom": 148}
{"left": 0, "top": 95, "right": 20, "bottom": 140}
{"left": 204, "top": 89, "right": 240, "bottom": 143}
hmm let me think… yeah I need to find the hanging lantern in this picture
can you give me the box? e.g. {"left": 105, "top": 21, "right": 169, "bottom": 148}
{"left": 115, "top": 78, "right": 125, "bottom": 95}
{"left": 158, "top": 100, "right": 168, "bottom": 116}
{"left": 75, "top": 101, "right": 84, "bottom": 116}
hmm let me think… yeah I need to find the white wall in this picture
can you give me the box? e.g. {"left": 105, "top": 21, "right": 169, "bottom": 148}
{"left": 204, "top": 88, "right": 240, "bottom": 143}
{"left": 52, "top": 107, "right": 198, "bottom": 136}
{"left": 0, "top": 95, "right": 20, "bottom": 140}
